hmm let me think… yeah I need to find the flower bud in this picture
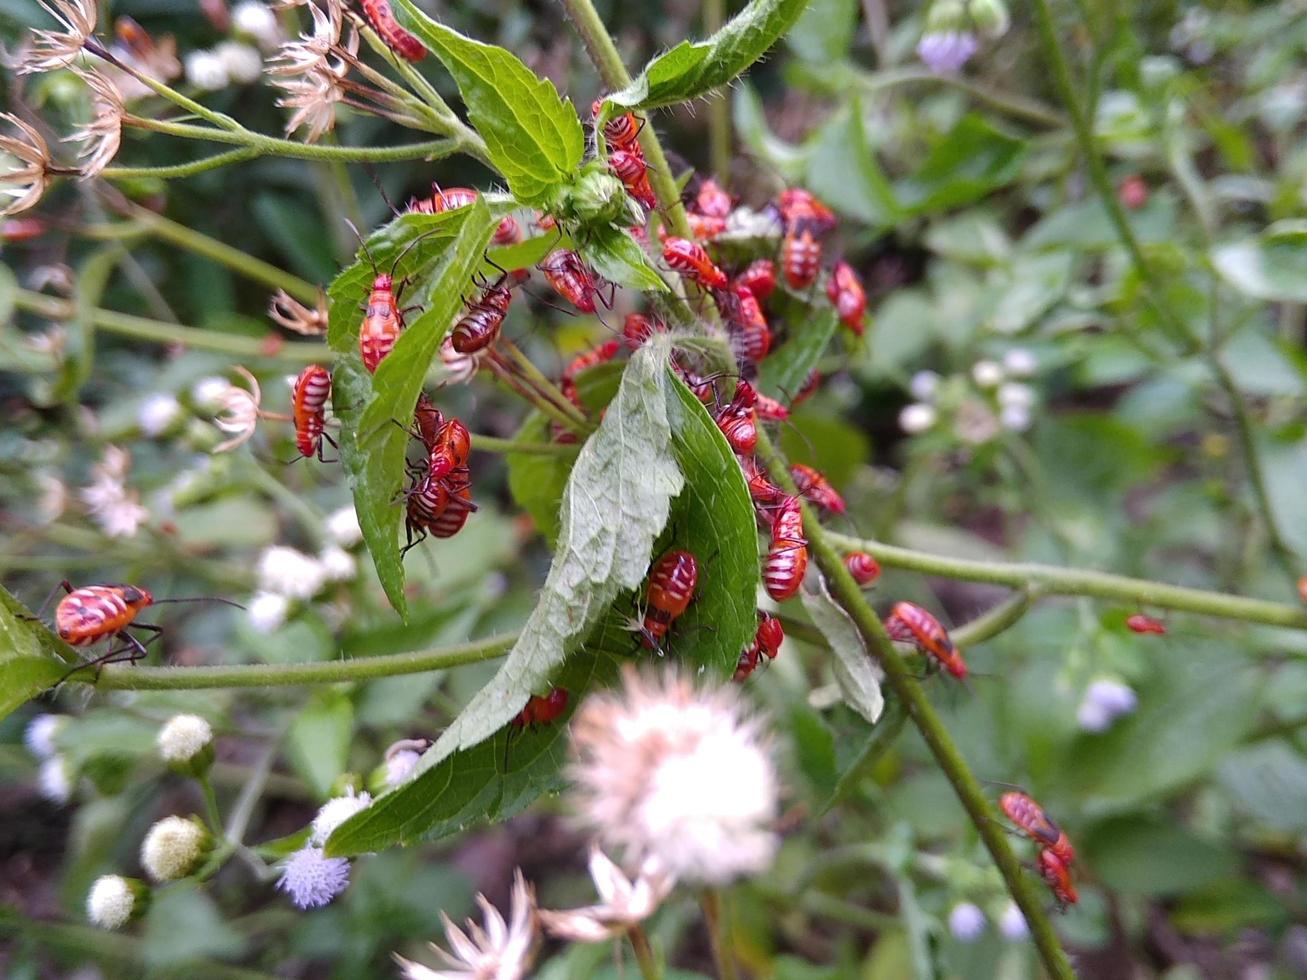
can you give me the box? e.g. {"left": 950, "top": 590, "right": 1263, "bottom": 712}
{"left": 971, "top": 359, "right": 1004, "bottom": 388}
{"left": 157, "top": 714, "right": 214, "bottom": 777}
{"left": 969, "top": 0, "right": 1010, "bottom": 39}
{"left": 554, "top": 164, "right": 628, "bottom": 226}
{"left": 87, "top": 875, "right": 150, "bottom": 930}
{"left": 899, "top": 403, "right": 938, "bottom": 435}
{"left": 310, "top": 787, "right": 372, "bottom": 846}
{"left": 949, "top": 901, "right": 986, "bottom": 941}
{"left": 140, "top": 815, "right": 211, "bottom": 882}
{"left": 998, "top": 901, "right": 1029, "bottom": 940}
{"left": 24, "top": 713, "right": 65, "bottom": 759}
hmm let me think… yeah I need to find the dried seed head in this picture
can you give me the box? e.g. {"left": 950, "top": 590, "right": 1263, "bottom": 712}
{"left": 0, "top": 113, "right": 54, "bottom": 217}
{"left": 67, "top": 67, "right": 123, "bottom": 178}
{"left": 18, "top": 0, "right": 98, "bottom": 75}
{"left": 268, "top": 288, "right": 329, "bottom": 335}
{"left": 395, "top": 870, "right": 537, "bottom": 980}
{"left": 211, "top": 366, "right": 262, "bottom": 453}
{"left": 537, "top": 847, "right": 674, "bottom": 943}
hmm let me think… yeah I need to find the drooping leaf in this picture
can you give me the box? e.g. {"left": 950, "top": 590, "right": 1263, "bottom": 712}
{"left": 285, "top": 689, "right": 354, "bottom": 800}
{"left": 607, "top": 0, "right": 809, "bottom": 110}
{"left": 801, "top": 575, "right": 884, "bottom": 725}
{"left": 0, "top": 585, "right": 75, "bottom": 720}
{"left": 582, "top": 226, "right": 669, "bottom": 292}
{"left": 394, "top": 0, "right": 584, "bottom": 204}
{"left": 327, "top": 205, "right": 497, "bottom": 616}
{"left": 760, "top": 302, "right": 839, "bottom": 398}
{"left": 896, "top": 115, "right": 1027, "bottom": 214}
{"left": 804, "top": 101, "right": 899, "bottom": 228}
{"left": 1212, "top": 220, "right": 1307, "bottom": 302}
{"left": 733, "top": 85, "right": 807, "bottom": 177}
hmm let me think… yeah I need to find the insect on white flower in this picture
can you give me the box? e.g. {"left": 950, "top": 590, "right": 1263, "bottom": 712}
{"left": 277, "top": 845, "right": 351, "bottom": 909}
{"left": 537, "top": 847, "right": 675, "bottom": 943}
{"left": 568, "top": 667, "right": 779, "bottom": 886}
{"left": 394, "top": 870, "right": 537, "bottom": 980}
{"left": 18, "top": 0, "right": 98, "bottom": 75}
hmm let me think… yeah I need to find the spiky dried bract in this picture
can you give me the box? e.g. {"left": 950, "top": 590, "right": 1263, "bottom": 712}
{"left": 537, "top": 847, "right": 674, "bottom": 943}
{"left": 568, "top": 667, "right": 779, "bottom": 886}
{"left": 210, "top": 366, "right": 262, "bottom": 452}
{"left": 266, "top": 0, "right": 357, "bottom": 142}
{"left": 268, "top": 288, "right": 329, "bottom": 335}
{"left": 0, "top": 114, "right": 53, "bottom": 216}
{"left": 68, "top": 67, "right": 123, "bottom": 177}
{"left": 394, "top": 870, "right": 537, "bottom": 980}
{"left": 19, "top": 0, "right": 97, "bottom": 75}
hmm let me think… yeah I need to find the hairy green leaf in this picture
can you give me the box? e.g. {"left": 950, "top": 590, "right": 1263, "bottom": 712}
{"left": 607, "top": 0, "right": 808, "bottom": 110}
{"left": 801, "top": 576, "right": 884, "bottom": 724}
{"left": 583, "top": 226, "right": 669, "bottom": 292}
{"left": 0, "top": 585, "right": 75, "bottom": 721}
{"left": 395, "top": 0, "right": 584, "bottom": 204}
{"left": 327, "top": 205, "right": 497, "bottom": 616}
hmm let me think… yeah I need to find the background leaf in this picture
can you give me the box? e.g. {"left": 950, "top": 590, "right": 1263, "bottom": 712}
{"left": 285, "top": 689, "right": 354, "bottom": 800}
{"left": 1212, "top": 220, "right": 1307, "bottom": 302}
{"left": 801, "top": 575, "right": 885, "bottom": 724}
{"left": 395, "top": 0, "right": 584, "bottom": 203}
{"left": 0, "top": 585, "right": 74, "bottom": 721}
{"left": 760, "top": 302, "right": 839, "bottom": 398}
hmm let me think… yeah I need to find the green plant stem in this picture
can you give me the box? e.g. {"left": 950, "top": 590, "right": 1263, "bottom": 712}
{"left": 704, "top": 0, "right": 732, "bottom": 180}
{"left": 1029, "top": 0, "right": 1195, "bottom": 352}
{"left": 627, "top": 925, "right": 662, "bottom": 980}
{"left": 825, "top": 530, "right": 1307, "bottom": 629}
{"left": 498, "top": 339, "right": 592, "bottom": 429}
{"left": 13, "top": 288, "right": 328, "bottom": 363}
{"left": 757, "top": 428, "right": 1074, "bottom": 980}
{"left": 102, "top": 146, "right": 262, "bottom": 180}
{"left": 475, "top": 433, "right": 578, "bottom": 456}
{"left": 198, "top": 772, "right": 225, "bottom": 836}
{"left": 699, "top": 889, "right": 739, "bottom": 980}
{"left": 485, "top": 352, "right": 587, "bottom": 435}
{"left": 843, "top": 65, "right": 1070, "bottom": 129}
{"left": 79, "top": 632, "right": 516, "bottom": 690}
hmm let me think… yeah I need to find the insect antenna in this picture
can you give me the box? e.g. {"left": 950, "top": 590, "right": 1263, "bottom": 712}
{"left": 151, "top": 596, "right": 247, "bottom": 610}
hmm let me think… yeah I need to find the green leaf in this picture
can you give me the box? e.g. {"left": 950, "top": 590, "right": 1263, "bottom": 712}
{"left": 786, "top": 0, "right": 859, "bottom": 64}
{"left": 1212, "top": 220, "right": 1307, "bottom": 302}
{"left": 733, "top": 85, "right": 808, "bottom": 178}
{"left": 1218, "top": 741, "right": 1307, "bottom": 834}
{"left": 55, "top": 245, "right": 117, "bottom": 401}
{"left": 1084, "top": 816, "right": 1240, "bottom": 896}
{"left": 285, "top": 689, "right": 354, "bottom": 799}
{"left": 608, "top": 0, "right": 809, "bottom": 110}
{"left": 394, "top": 0, "right": 584, "bottom": 204}
{"left": 582, "top": 226, "right": 669, "bottom": 292}
{"left": 896, "top": 115, "right": 1027, "bottom": 214}
{"left": 801, "top": 576, "right": 884, "bottom": 725}
{"left": 142, "top": 883, "right": 246, "bottom": 968}
{"left": 759, "top": 303, "right": 839, "bottom": 400}
{"left": 804, "top": 101, "right": 899, "bottom": 228}
{"left": 327, "top": 205, "right": 497, "bottom": 616}
{"left": 0, "top": 585, "right": 74, "bottom": 721}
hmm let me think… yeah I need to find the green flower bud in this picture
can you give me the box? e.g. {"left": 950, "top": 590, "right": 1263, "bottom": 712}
{"left": 969, "top": 0, "right": 1009, "bottom": 38}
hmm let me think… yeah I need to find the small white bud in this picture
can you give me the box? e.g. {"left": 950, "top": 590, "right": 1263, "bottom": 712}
{"left": 87, "top": 875, "right": 147, "bottom": 930}
{"left": 140, "top": 815, "right": 210, "bottom": 882}
{"left": 38, "top": 756, "right": 72, "bottom": 804}
{"left": 909, "top": 370, "right": 941, "bottom": 401}
{"left": 1078, "top": 678, "right": 1138, "bottom": 732}
{"left": 949, "top": 902, "right": 986, "bottom": 941}
{"left": 317, "top": 546, "right": 357, "bottom": 583}
{"left": 971, "top": 359, "right": 1004, "bottom": 388}
{"left": 191, "top": 376, "right": 230, "bottom": 411}
{"left": 899, "top": 403, "right": 938, "bottom": 434}
{"left": 137, "top": 394, "right": 181, "bottom": 437}
{"left": 1002, "top": 348, "right": 1037, "bottom": 377}
{"left": 184, "top": 50, "right": 230, "bottom": 92}
{"left": 325, "top": 506, "right": 362, "bottom": 548}
{"left": 232, "top": 1, "right": 282, "bottom": 51}
{"left": 310, "top": 788, "right": 372, "bottom": 846}
{"left": 215, "top": 41, "right": 263, "bottom": 85}
{"left": 157, "top": 714, "right": 214, "bottom": 774}
{"left": 997, "top": 382, "right": 1034, "bottom": 409}
{"left": 998, "top": 901, "right": 1029, "bottom": 940}
{"left": 247, "top": 591, "right": 290, "bottom": 634}
{"left": 1000, "top": 404, "right": 1032, "bottom": 432}
{"left": 25, "top": 713, "right": 65, "bottom": 759}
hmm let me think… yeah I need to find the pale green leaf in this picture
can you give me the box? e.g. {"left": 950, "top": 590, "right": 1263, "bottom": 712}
{"left": 583, "top": 226, "right": 669, "bottom": 292}
{"left": 285, "top": 689, "right": 354, "bottom": 799}
{"left": 0, "top": 585, "right": 75, "bottom": 721}
{"left": 1212, "top": 220, "right": 1307, "bottom": 302}
{"left": 801, "top": 576, "right": 884, "bottom": 725}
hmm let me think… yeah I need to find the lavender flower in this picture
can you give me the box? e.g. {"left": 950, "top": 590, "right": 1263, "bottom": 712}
{"left": 277, "top": 845, "right": 351, "bottom": 909}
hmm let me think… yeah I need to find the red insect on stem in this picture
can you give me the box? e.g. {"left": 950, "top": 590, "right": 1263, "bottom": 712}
{"left": 754, "top": 391, "right": 788, "bottom": 422}
{"left": 884, "top": 600, "right": 967, "bottom": 679}
{"left": 998, "top": 790, "right": 1076, "bottom": 865}
{"left": 512, "top": 686, "right": 570, "bottom": 727}
{"left": 1125, "top": 613, "right": 1166, "bottom": 635}
{"left": 591, "top": 99, "right": 644, "bottom": 149}
{"left": 763, "top": 497, "right": 808, "bottom": 601}
{"left": 737, "top": 259, "right": 777, "bottom": 301}
{"left": 782, "top": 226, "right": 822, "bottom": 290}
{"left": 428, "top": 418, "right": 471, "bottom": 480}
{"left": 290, "top": 364, "right": 332, "bottom": 461}
{"left": 716, "top": 380, "right": 760, "bottom": 456}
{"left": 539, "top": 249, "right": 603, "bottom": 313}
{"left": 740, "top": 457, "right": 786, "bottom": 507}
{"left": 608, "top": 147, "right": 657, "bottom": 211}
{"left": 1037, "top": 847, "right": 1079, "bottom": 910}
{"left": 662, "top": 237, "right": 728, "bottom": 290}
{"left": 359, "top": 269, "right": 404, "bottom": 373}
{"left": 722, "top": 283, "right": 772, "bottom": 364}
{"left": 735, "top": 610, "right": 784, "bottom": 681}
{"left": 413, "top": 392, "right": 445, "bottom": 449}
{"left": 451, "top": 275, "right": 513, "bottom": 354}
{"left": 623, "top": 312, "right": 663, "bottom": 351}
{"left": 845, "top": 551, "right": 881, "bottom": 587}
{"left": 790, "top": 463, "right": 845, "bottom": 515}
{"left": 639, "top": 549, "right": 699, "bottom": 650}
{"left": 694, "top": 178, "right": 733, "bottom": 219}
{"left": 826, "top": 260, "right": 868, "bottom": 335}
{"left": 359, "top": 0, "right": 426, "bottom": 60}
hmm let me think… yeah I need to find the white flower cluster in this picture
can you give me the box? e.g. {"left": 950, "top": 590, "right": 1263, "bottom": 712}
{"left": 277, "top": 787, "right": 374, "bottom": 910}
{"left": 80, "top": 445, "right": 150, "bottom": 539}
{"left": 184, "top": 3, "right": 282, "bottom": 92}
{"left": 1076, "top": 677, "right": 1138, "bottom": 733}
{"left": 248, "top": 537, "right": 358, "bottom": 633}
{"left": 157, "top": 713, "right": 213, "bottom": 764}
{"left": 26, "top": 713, "right": 74, "bottom": 804}
{"left": 899, "top": 349, "right": 1038, "bottom": 441}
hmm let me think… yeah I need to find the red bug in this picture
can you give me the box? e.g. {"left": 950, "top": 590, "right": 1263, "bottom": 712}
{"left": 723, "top": 283, "right": 772, "bottom": 364}
{"left": 884, "top": 601, "right": 967, "bottom": 679}
{"left": 1, "top": 217, "right": 46, "bottom": 242}
{"left": 451, "top": 275, "right": 513, "bottom": 354}
{"left": 591, "top": 99, "right": 643, "bottom": 149}
{"left": 735, "top": 610, "right": 785, "bottom": 681}
{"left": 408, "top": 185, "right": 479, "bottom": 215}
{"left": 663, "top": 237, "right": 728, "bottom": 290}
{"left": 404, "top": 475, "right": 449, "bottom": 552}
{"left": 778, "top": 188, "right": 836, "bottom": 234}
{"left": 563, "top": 339, "right": 621, "bottom": 385}
{"left": 359, "top": 268, "right": 405, "bottom": 373}
{"left": 609, "top": 147, "right": 657, "bottom": 211}
{"left": 413, "top": 392, "right": 445, "bottom": 449}
{"left": 493, "top": 214, "right": 524, "bottom": 246}
{"left": 741, "top": 457, "right": 785, "bottom": 507}
{"left": 1125, "top": 613, "right": 1166, "bottom": 635}
{"left": 623, "top": 312, "right": 663, "bottom": 350}
{"left": 782, "top": 226, "right": 822, "bottom": 290}
{"left": 826, "top": 261, "right": 868, "bottom": 335}
{"left": 998, "top": 790, "right": 1076, "bottom": 865}
{"left": 1038, "top": 847, "right": 1079, "bottom": 910}
{"left": 430, "top": 482, "right": 475, "bottom": 539}
{"left": 428, "top": 418, "right": 471, "bottom": 480}
{"left": 764, "top": 498, "right": 808, "bottom": 601}
{"left": 716, "top": 381, "right": 760, "bottom": 455}
{"left": 686, "top": 212, "right": 728, "bottom": 242}
{"left": 539, "top": 249, "right": 603, "bottom": 313}
{"left": 790, "top": 463, "right": 845, "bottom": 514}
{"left": 695, "top": 178, "right": 733, "bottom": 219}
{"left": 360, "top": 0, "right": 426, "bottom": 60}
{"left": 291, "top": 364, "right": 332, "bottom": 461}
{"left": 754, "top": 392, "right": 788, "bottom": 422}
{"left": 794, "top": 370, "right": 821, "bottom": 405}
{"left": 640, "top": 549, "right": 699, "bottom": 649}
{"left": 845, "top": 552, "right": 881, "bottom": 587}
{"left": 737, "top": 259, "right": 777, "bottom": 301}
{"left": 512, "top": 686, "right": 570, "bottom": 727}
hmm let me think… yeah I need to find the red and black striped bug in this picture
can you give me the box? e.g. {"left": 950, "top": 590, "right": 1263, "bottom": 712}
{"left": 1038, "top": 847, "right": 1079, "bottom": 910}
{"left": 290, "top": 364, "right": 333, "bottom": 462}
{"left": 884, "top": 600, "right": 968, "bottom": 679}
{"left": 763, "top": 497, "right": 808, "bottom": 601}
{"left": 782, "top": 226, "right": 822, "bottom": 290}
{"left": 740, "top": 457, "right": 786, "bottom": 507}
{"left": 608, "top": 147, "right": 657, "bottom": 211}
{"left": 735, "top": 610, "right": 784, "bottom": 681}
{"left": 512, "top": 686, "right": 570, "bottom": 727}
{"left": 845, "top": 552, "right": 881, "bottom": 587}
{"left": 695, "top": 178, "right": 733, "bottom": 219}
{"left": 794, "top": 370, "right": 821, "bottom": 405}
{"left": 638, "top": 548, "right": 699, "bottom": 650}
{"left": 408, "top": 185, "right": 479, "bottom": 215}
{"left": 737, "top": 259, "right": 777, "bottom": 301}
{"left": 430, "top": 483, "right": 475, "bottom": 539}
{"left": 716, "top": 380, "right": 760, "bottom": 456}
{"left": 539, "top": 249, "right": 604, "bottom": 314}
{"left": 360, "top": 0, "right": 426, "bottom": 60}
{"left": 1, "top": 216, "right": 47, "bottom": 242}
{"left": 493, "top": 214, "right": 524, "bottom": 246}
{"left": 623, "top": 312, "right": 663, "bottom": 350}
{"left": 359, "top": 268, "right": 404, "bottom": 373}
{"left": 562, "top": 339, "right": 621, "bottom": 385}
{"left": 591, "top": 99, "right": 643, "bottom": 149}
{"left": 428, "top": 417, "right": 471, "bottom": 480}
{"left": 662, "top": 237, "right": 728, "bottom": 290}
{"left": 827, "top": 260, "right": 868, "bottom": 335}
{"left": 413, "top": 392, "right": 445, "bottom": 449}
{"left": 790, "top": 463, "right": 845, "bottom": 515}
{"left": 723, "top": 283, "right": 772, "bottom": 364}
{"left": 754, "top": 391, "right": 789, "bottom": 422}
{"left": 451, "top": 274, "right": 514, "bottom": 354}
{"left": 998, "top": 790, "right": 1076, "bottom": 866}
{"left": 778, "top": 188, "right": 836, "bottom": 234}
{"left": 1125, "top": 613, "right": 1166, "bottom": 635}
{"left": 686, "top": 213, "right": 728, "bottom": 242}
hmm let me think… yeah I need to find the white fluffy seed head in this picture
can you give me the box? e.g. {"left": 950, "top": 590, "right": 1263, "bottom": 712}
{"left": 87, "top": 875, "right": 144, "bottom": 930}
{"left": 310, "top": 788, "right": 372, "bottom": 846}
{"left": 137, "top": 394, "right": 181, "bottom": 437}
{"left": 247, "top": 591, "right": 290, "bottom": 634}
{"left": 140, "top": 815, "right": 209, "bottom": 882}
{"left": 568, "top": 667, "right": 778, "bottom": 886}
{"left": 157, "top": 714, "right": 213, "bottom": 763}
{"left": 216, "top": 41, "right": 264, "bottom": 85}
{"left": 25, "top": 713, "right": 64, "bottom": 759}
{"left": 258, "top": 545, "right": 325, "bottom": 599}
{"left": 184, "top": 49, "right": 230, "bottom": 91}
{"left": 232, "top": 1, "right": 283, "bottom": 50}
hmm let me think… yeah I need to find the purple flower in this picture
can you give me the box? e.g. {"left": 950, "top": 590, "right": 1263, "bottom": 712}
{"left": 277, "top": 846, "right": 350, "bottom": 909}
{"left": 917, "top": 30, "right": 979, "bottom": 74}
{"left": 949, "top": 902, "right": 986, "bottom": 941}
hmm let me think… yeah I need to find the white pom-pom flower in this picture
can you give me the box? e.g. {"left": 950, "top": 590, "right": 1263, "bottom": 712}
{"left": 949, "top": 901, "right": 986, "bottom": 941}
{"left": 184, "top": 50, "right": 230, "bottom": 91}
{"left": 568, "top": 667, "right": 778, "bottom": 886}
{"left": 1077, "top": 678, "right": 1138, "bottom": 733}
{"left": 191, "top": 376, "right": 231, "bottom": 411}
{"left": 258, "top": 545, "right": 325, "bottom": 599}
{"left": 140, "top": 815, "right": 209, "bottom": 882}
{"left": 909, "top": 370, "right": 941, "bottom": 401}
{"left": 384, "top": 738, "right": 430, "bottom": 789}
{"left": 310, "top": 787, "right": 372, "bottom": 846}
{"left": 277, "top": 845, "right": 351, "bottom": 909}
{"left": 1003, "top": 348, "right": 1037, "bottom": 377}
{"left": 395, "top": 870, "right": 537, "bottom": 980}
{"left": 899, "top": 403, "right": 938, "bottom": 435}
{"left": 87, "top": 875, "right": 145, "bottom": 930}
{"left": 317, "top": 546, "right": 357, "bottom": 583}
{"left": 1000, "top": 404, "right": 1032, "bottom": 432}
{"left": 247, "top": 591, "right": 290, "bottom": 634}
{"left": 38, "top": 756, "right": 72, "bottom": 804}
{"left": 25, "top": 713, "right": 64, "bottom": 759}
{"left": 998, "top": 901, "right": 1029, "bottom": 940}
{"left": 216, "top": 41, "right": 263, "bottom": 85}
{"left": 233, "top": 1, "right": 283, "bottom": 51}
{"left": 157, "top": 714, "right": 213, "bottom": 764}
{"left": 971, "top": 359, "right": 1004, "bottom": 388}
{"left": 326, "top": 505, "right": 362, "bottom": 547}
{"left": 137, "top": 394, "right": 181, "bottom": 437}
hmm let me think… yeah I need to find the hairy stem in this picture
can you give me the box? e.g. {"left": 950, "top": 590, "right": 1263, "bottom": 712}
{"left": 843, "top": 65, "right": 1070, "bottom": 129}
{"left": 76, "top": 633, "right": 516, "bottom": 690}
{"left": 699, "top": 889, "right": 739, "bottom": 980}
{"left": 627, "top": 925, "right": 662, "bottom": 980}
{"left": 758, "top": 429, "right": 1074, "bottom": 980}
{"left": 704, "top": 0, "right": 732, "bottom": 180}
{"left": 102, "top": 146, "right": 262, "bottom": 180}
